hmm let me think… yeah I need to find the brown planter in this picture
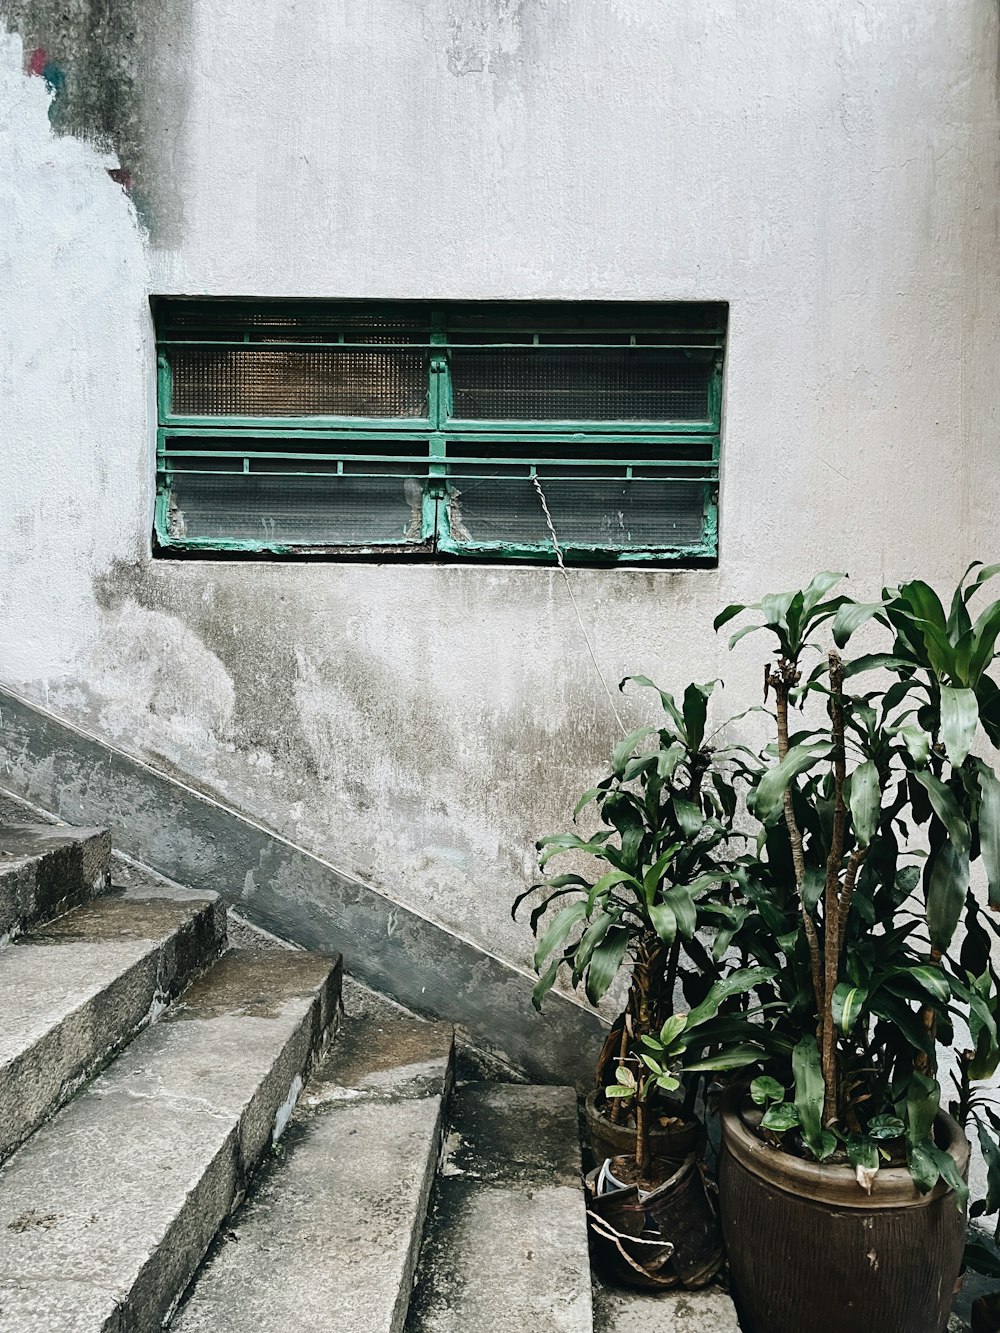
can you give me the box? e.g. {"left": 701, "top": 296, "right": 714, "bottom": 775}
{"left": 584, "top": 1089, "right": 704, "bottom": 1175}
{"left": 585, "top": 1153, "right": 723, "bottom": 1289}
{"left": 718, "top": 1086, "right": 969, "bottom": 1333}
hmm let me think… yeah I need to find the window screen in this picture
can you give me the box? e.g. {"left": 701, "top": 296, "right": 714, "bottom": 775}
{"left": 154, "top": 300, "right": 725, "bottom": 562}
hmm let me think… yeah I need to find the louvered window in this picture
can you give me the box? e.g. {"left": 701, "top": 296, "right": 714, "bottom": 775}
{"left": 154, "top": 300, "right": 725, "bottom": 563}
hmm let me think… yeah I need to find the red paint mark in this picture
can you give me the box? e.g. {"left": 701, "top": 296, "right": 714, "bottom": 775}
{"left": 107, "top": 167, "right": 133, "bottom": 192}
{"left": 28, "top": 47, "right": 47, "bottom": 77}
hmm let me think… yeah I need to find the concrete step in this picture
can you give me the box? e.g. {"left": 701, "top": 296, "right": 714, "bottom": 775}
{"left": 0, "top": 948, "right": 341, "bottom": 1332}
{"left": 592, "top": 1278, "right": 740, "bottom": 1332}
{"left": 170, "top": 1015, "right": 455, "bottom": 1333}
{"left": 0, "top": 824, "right": 111, "bottom": 939}
{"left": 406, "top": 1083, "right": 594, "bottom": 1333}
{"left": 0, "top": 885, "right": 225, "bottom": 1164}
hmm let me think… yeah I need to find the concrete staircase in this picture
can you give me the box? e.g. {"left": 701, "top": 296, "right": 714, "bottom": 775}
{"left": 0, "top": 814, "right": 743, "bottom": 1333}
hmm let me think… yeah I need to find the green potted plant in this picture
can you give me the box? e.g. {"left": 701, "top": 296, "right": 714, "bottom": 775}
{"left": 516, "top": 677, "right": 768, "bottom": 1287}
{"left": 712, "top": 568, "right": 1000, "bottom": 1333}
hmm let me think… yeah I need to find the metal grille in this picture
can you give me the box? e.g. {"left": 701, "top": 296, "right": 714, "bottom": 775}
{"left": 447, "top": 474, "right": 707, "bottom": 548}
{"left": 169, "top": 348, "right": 429, "bottom": 418}
{"left": 167, "top": 472, "right": 423, "bottom": 545}
{"left": 155, "top": 299, "right": 724, "bottom": 560}
{"left": 449, "top": 349, "right": 711, "bottom": 421}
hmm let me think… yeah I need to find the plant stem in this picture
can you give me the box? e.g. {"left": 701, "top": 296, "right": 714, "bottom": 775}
{"left": 915, "top": 946, "right": 943, "bottom": 1078}
{"left": 771, "top": 661, "right": 824, "bottom": 1015}
{"left": 610, "top": 1017, "right": 630, "bottom": 1125}
{"left": 821, "top": 652, "right": 847, "bottom": 1125}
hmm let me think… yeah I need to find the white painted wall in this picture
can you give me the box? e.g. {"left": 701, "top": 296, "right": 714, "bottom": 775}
{"left": 1, "top": 0, "right": 1000, "bottom": 1016}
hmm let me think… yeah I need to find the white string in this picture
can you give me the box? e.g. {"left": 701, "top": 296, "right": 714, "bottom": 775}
{"left": 532, "top": 475, "right": 628, "bottom": 736}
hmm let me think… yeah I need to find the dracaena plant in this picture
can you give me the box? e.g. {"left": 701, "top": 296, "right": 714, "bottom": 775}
{"left": 516, "top": 677, "right": 764, "bottom": 1177}
{"left": 715, "top": 566, "right": 1000, "bottom": 1205}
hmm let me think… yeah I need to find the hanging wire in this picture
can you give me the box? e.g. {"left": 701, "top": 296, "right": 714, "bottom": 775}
{"left": 532, "top": 475, "right": 628, "bottom": 736}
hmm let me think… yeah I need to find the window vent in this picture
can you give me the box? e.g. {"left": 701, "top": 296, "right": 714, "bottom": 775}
{"left": 154, "top": 300, "right": 725, "bottom": 563}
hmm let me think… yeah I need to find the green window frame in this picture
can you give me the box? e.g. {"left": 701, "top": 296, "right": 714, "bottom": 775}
{"left": 154, "top": 299, "right": 725, "bottom": 564}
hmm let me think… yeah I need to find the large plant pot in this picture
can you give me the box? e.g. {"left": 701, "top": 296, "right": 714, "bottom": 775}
{"left": 584, "top": 1089, "right": 704, "bottom": 1176}
{"left": 718, "top": 1086, "right": 969, "bottom": 1333}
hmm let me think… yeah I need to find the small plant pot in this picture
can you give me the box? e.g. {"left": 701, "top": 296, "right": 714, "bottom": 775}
{"left": 584, "top": 1089, "right": 704, "bottom": 1176}
{"left": 718, "top": 1085, "right": 969, "bottom": 1333}
{"left": 973, "top": 1292, "right": 1000, "bottom": 1333}
{"left": 585, "top": 1153, "right": 723, "bottom": 1289}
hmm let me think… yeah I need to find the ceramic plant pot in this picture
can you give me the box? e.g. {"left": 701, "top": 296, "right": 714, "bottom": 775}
{"left": 585, "top": 1153, "right": 723, "bottom": 1290}
{"left": 584, "top": 1089, "right": 704, "bottom": 1177}
{"left": 718, "top": 1085, "right": 969, "bottom": 1333}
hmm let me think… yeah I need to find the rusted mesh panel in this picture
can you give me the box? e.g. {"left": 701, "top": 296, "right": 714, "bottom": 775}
{"left": 169, "top": 347, "right": 430, "bottom": 418}
{"left": 449, "top": 349, "right": 711, "bottom": 421}
{"left": 167, "top": 473, "right": 424, "bottom": 545}
{"left": 447, "top": 475, "right": 707, "bottom": 547}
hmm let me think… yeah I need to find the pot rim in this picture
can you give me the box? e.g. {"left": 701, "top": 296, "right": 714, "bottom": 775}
{"left": 720, "top": 1083, "right": 969, "bottom": 1211}
{"left": 584, "top": 1088, "right": 699, "bottom": 1130}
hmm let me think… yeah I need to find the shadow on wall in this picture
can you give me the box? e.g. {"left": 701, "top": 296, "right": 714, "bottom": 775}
{"left": 0, "top": 0, "right": 193, "bottom": 243}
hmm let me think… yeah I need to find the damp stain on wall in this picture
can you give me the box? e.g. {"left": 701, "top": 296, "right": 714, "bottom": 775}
{"left": 0, "top": 0, "right": 193, "bottom": 242}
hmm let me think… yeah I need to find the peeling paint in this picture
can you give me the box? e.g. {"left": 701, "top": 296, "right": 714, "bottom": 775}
{"left": 0, "top": 0, "right": 193, "bottom": 241}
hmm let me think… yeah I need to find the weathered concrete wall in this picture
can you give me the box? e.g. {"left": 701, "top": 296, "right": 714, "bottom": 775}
{"left": 1, "top": 1, "right": 1000, "bottom": 1013}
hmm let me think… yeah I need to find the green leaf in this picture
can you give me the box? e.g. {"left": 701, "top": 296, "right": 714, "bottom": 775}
{"left": 662, "top": 886, "right": 697, "bottom": 939}
{"left": 672, "top": 797, "right": 704, "bottom": 840}
{"left": 849, "top": 759, "right": 880, "bottom": 847}
{"left": 967, "top": 563, "right": 1000, "bottom": 601}
{"left": 905, "top": 1071, "right": 940, "bottom": 1148}
{"left": 682, "top": 680, "right": 718, "bottom": 750}
{"left": 831, "top": 981, "right": 868, "bottom": 1035}
{"left": 573, "top": 785, "right": 608, "bottom": 820}
{"left": 585, "top": 927, "right": 629, "bottom": 1006}
{"left": 891, "top": 725, "right": 931, "bottom": 766}
{"left": 621, "top": 754, "right": 658, "bottom": 783}
{"left": 907, "top": 1140, "right": 941, "bottom": 1194}
{"left": 792, "top": 1034, "right": 826, "bottom": 1158}
{"left": 750, "top": 1076, "right": 785, "bottom": 1106}
{"left": 802, "top": 571, "right": 846, "bottom": 617}
{"left": 761, "top": 590, "right": 796, "bottom": 630}
{"left": 605, "top": 1084, "right": 637, "bottom": 1099}
{"left": 844, "top": 653, "right": 915, "bottom": 679}
{"left": 977, "top": 763, "right": 1000, "bottom": 908}
{"left": 846, "top": 1137, "right": 879, "bottom": 1171}
{"left": 900, "top": 965, "right": 950, "bottom": 1004}
{"left": 713, "top": 603, "right": 750, "bottom": 631}
{"left": 656, "top": 744, "right": 686, "bottom": 780}
{"left": 648, "top": 900, "right": 678, "bottom": 945}
{"left": 533, "top": 901, "right": 587, "bottom": 971}
{"left": 572, "top": 911, "right": 617, "bottom": 977}
{"left": 911, "top": 771, "right": 971, "bottom": 856}
{"left": 761, "top": 1102, "right": 801, "bottom": 1133}
{"left": 611, "top": 727, "right": 657, "bottom": 778}
{"left": 753, "top": 742, "right": 834, "bottom": 825}
{"left": 940, "top": 686, "right": 979, "bottom": 768}
{"left": 681, "top": 1043, "right": 764, "bottom": 1073}
{"left": 642, "top": 845, "right": 681, "bottom": 898}
{"left": 531, "top": 959, "right": 560, "bottom": 1012}
{"left": 728, "top": 623, "right": 767, "bottom": 651}
{"left": 686, "top": 966, "right": 776, "bottom": 1027}
{"left": 931, "top": 1143, "right": 969, "bottom": 1209}
{"left": 868, "top": 1114, "right": 905, "bottom": 1140}
{"left": 586, "top": 870, "right": 638, "bottom": 913}
{"left": 833, "top": 602, "right": 885, "bottom": 648}
{"left": 658, "top": 1014, "right": 688, "bottom": 1048}
{"left": 970, "top": 599, "right": 1000, "bottom": 684}
{"left": 926, "top": 840, "right": 969, "bottom": 953}
{"left": 620, "top": 676, "right": 685, "bottom": 733}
